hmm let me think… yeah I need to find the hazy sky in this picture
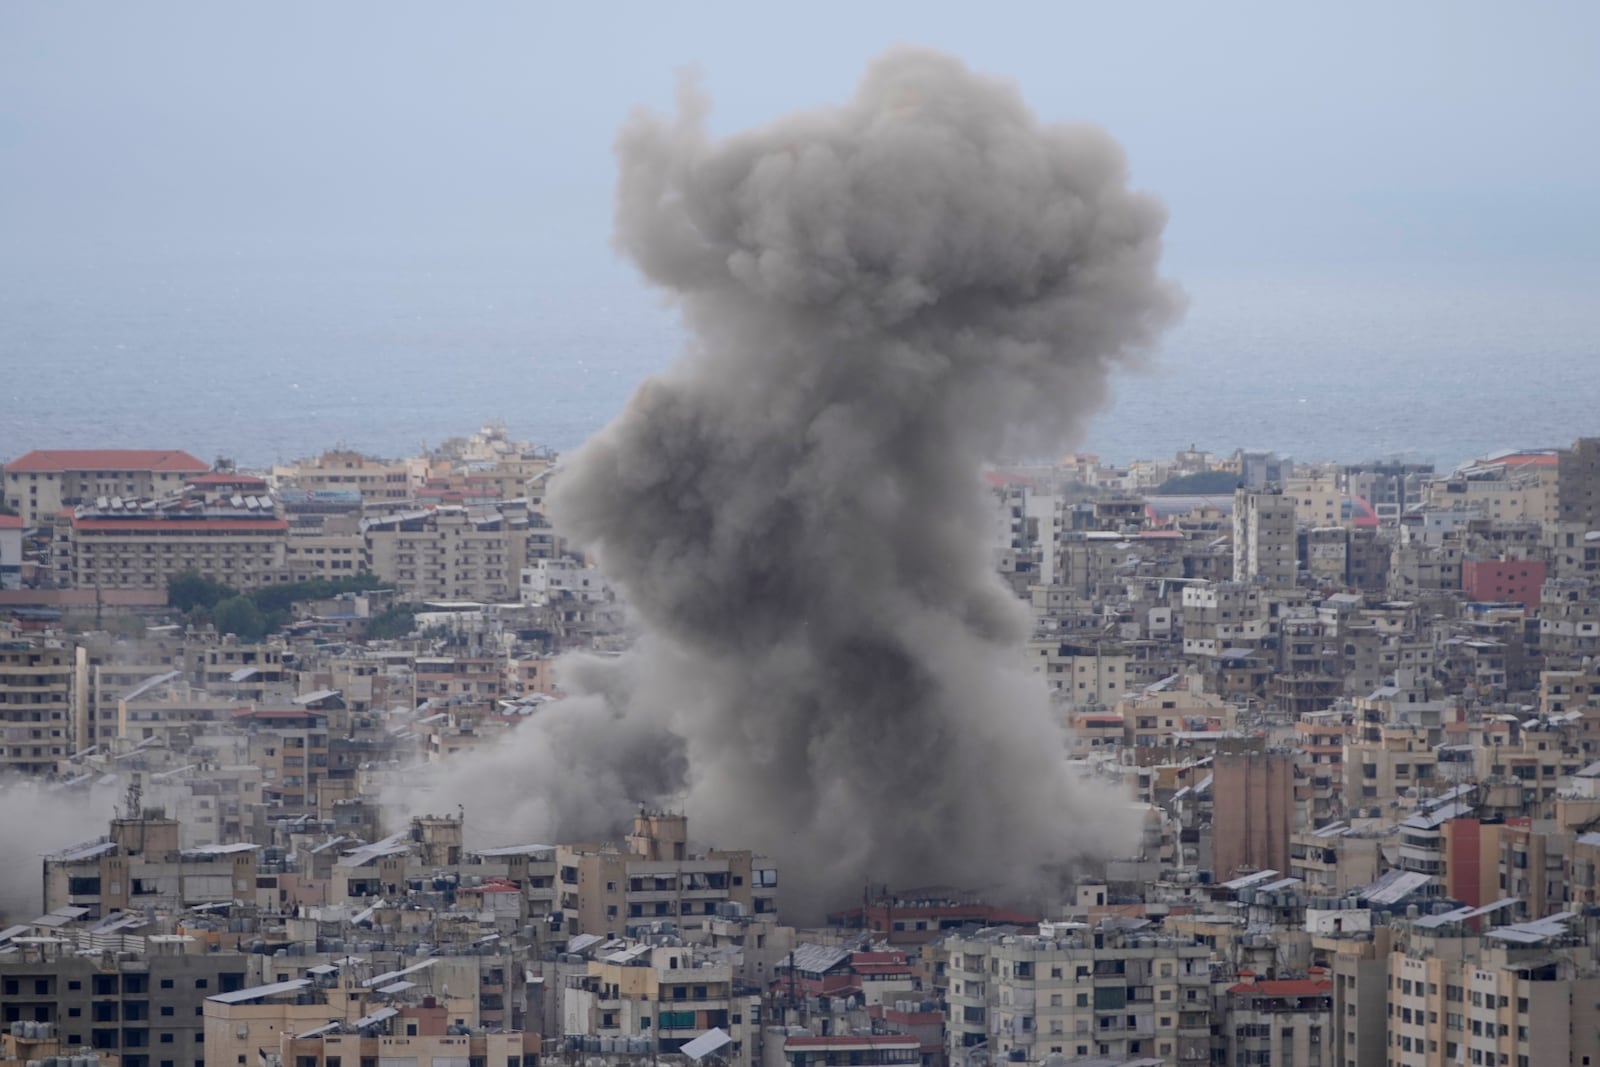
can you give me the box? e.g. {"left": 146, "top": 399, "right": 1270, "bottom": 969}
{"left": 2, "top": 2, "right": 1598, "bottom": 467}
{"left": 4, "top": 1, "right": 1596, "bottom": 280}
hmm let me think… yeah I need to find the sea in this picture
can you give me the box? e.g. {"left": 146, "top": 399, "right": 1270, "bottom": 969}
{"left": 3, "top": 251, "right": 1597, "bottom": 473}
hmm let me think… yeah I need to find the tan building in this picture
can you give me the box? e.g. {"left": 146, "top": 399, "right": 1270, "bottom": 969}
{"left": 562, "top": 943, "right": 757, "bottom": 1065}
{"left": 1211, "top": 742, "right": 1296, "bottom": 881}
{"left": 1388, "top": 921, "right": 1600, "bottom": 1067}
{"left": 363, "top": 503, "right": 556, "bottom": 602}
{"left": 1233, "top": 486, "right": 1297, "bottom": 586}
{"left": 1219, "top": 976, "right": 1330, "bottom": 1067}
{"left": 43, "top": 813, "right": 259, "bottom": 918}
{"left": 0, "top": 639, "right": 75, "bottom": 773}
{"left": 1285, "top": 469, "right": 1345, "bottom": 528}
{"left": 556, "top": 812, "right": 778, "bottom": 937}
{"left": 271, "top": 449, "right": 422, "bottom": 504}
{"left": 55, "top": 506, "right": 288, "bottom": 591}
{"left": 3, "top": 449, "right": 209, "bottom": 527}
{"left": 944, "top": 921, "right": 1212, "bottom": 1065}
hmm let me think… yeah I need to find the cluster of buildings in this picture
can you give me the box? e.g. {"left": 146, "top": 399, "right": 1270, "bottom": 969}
{"left": 6, "top": 432, "right": 1600, "bottom": 1064}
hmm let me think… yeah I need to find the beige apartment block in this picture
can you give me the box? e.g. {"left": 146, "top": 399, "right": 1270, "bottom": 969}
{"left": 1180, "top": 581, "right": 1268, "bottom": 659}
{"left": 943, "top": 922, "right": 1212, "bottom": 1066}
{"left": 271, "top": 449, "right": 423, "bottom": 503}
{"left": 55, "top": 509, "right": 288, "bottom": 591}
{"left": 1233, "top": 486, "right": 1297, "bottom": 586}
{"left": 556, "top": 812, "right": 778, "bottom": 937}
{"left": 562, "top": 944, "right": 758, "bottom": 1065}
{"left": 363, "top": 503, "right": 555, "bottom": 602}
{"left": 1424, "top": 463, "right": 1559, "bottom": 522}
{"left": 0, "top": 639, "right": 74, "bottom": 773}
{"left": 284, "top": 529, "right": 364, "bottom": 579}
{"left": 3, "top": 449, "right": 210, "bottom": 527}
{"left": 1285, "top": 469, "right": 1346, "bottom": 528}
{"left": 1387, "top": 924, "right": 1600, "bottom": 1067}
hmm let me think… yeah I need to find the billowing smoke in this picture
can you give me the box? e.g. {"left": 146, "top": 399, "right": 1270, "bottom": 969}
{"left": 0, "top": 779, "right": 118, "bottom": 921}
{"left": 424, "top": 47, "right": 1180, "bottom": 916}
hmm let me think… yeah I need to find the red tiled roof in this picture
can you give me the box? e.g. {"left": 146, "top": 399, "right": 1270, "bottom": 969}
{"left": 0, "top": 515, "right": 22, "bottom": 529}
{"left": 1229, "top": 979, "right": 1332, "bottom": 996}
{"left": 5, "top": 450, "right": 209, "bottom": 474}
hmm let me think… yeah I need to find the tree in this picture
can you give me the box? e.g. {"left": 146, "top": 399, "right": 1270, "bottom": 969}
{"left": 366, "top": 604, "right": 419, "bottom": 640}
{"left": 167, "top": 571, "right": 237, "bottom": 612}
{"left": 212, "top": 595, "right": 267, "bottom": 642}
{"left": 1151, "top": 470, "right": 1242, "bottom": 495}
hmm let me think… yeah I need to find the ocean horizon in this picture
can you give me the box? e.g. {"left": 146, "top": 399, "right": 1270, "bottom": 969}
{"left": 4, "top": 251, "right": 1596, "bottom": 474}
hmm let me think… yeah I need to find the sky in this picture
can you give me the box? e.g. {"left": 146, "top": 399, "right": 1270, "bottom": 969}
{"left": 1, "top": 1, "right": 1597, "bottom": 463}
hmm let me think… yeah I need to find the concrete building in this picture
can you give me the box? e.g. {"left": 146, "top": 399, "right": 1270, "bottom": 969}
{"left": 1179, "top": 583, "right": 1266, "bottom": 659}
{"left": 362, "top": 503, "right": 556, "bottom": 603}
{"left": 3, "top": 450, "right": 210, "bottom": 528}
{"left": 562, "top": 943, "right": 758, "bottom": 1065}
{"left": 0, "top": 515, "right": 21, "bottom": 589}
{"left": 1210, "top": 743, "right": 1296, "bottom": 882}
{"left": 1233, "top": 487, "right": 1297, "bottom": 586}
{"left": 270, "top": 450, "right": 422, "bottom": 504}
{"left": 0, "top": 639, "right": 74, "bottom": 773}
{"left": 0, "top": 947, "right": 248, "bottom": 1067}
{"left": 1388, "top": 921, "right": 1600, "bottom": 1067}
{"left": 1462, "top": 557, "right": 1547, "bottom": 608}
{"left": 55, "top": 500, "right": 288, "bottom": 592}
{"left": 555, "top": 812, "right": 778, "bottom": 937}
{"left": 1558, "top": 436, "right": 1600, "bottom": 528}
{"left": 1218, "top": 976, "right": 1330, "bottom": 1067}
{"left": 943, "top": 922, "right": 1211, "bottom": 1065}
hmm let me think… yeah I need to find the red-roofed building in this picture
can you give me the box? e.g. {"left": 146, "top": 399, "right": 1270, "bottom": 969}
{"left": 57, "top": 510, "right": 289, "bottom": 592}
{"left": 4, "top": 449, "right": 209, "bottom": 526}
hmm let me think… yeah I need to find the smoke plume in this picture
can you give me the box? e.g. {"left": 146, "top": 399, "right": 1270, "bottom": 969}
{"left": 428, "top": 48, "right": 1180, "bottom": 916}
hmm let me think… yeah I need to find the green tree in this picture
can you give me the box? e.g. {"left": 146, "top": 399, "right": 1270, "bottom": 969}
{"left": 1151, "top": 470, "right": 1242, "bottom": 495}
{"left": 212, "top": 595, "right": 267, "bottom": 642}
{"left": 167, "top": 570, "right": 238, "bottom": 612}
{"left": 365, "top": 604, "right": 419, "bottom": 640}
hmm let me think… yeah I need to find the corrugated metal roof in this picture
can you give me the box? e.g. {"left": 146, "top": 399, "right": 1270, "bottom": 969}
{"left": 786, "top": 943, "right": 853, "bottom": 975}
{"left": 208, "top": 978, "right": 310, "bottom": 1004}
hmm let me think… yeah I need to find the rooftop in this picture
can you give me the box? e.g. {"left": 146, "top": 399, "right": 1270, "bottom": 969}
{"left": 5, "top": 449, "right": 210, "bottom": 474}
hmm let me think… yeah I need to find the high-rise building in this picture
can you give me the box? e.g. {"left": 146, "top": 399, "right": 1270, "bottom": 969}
{"left": 1233, "top": 487, "right": 1297, "bottom": 586}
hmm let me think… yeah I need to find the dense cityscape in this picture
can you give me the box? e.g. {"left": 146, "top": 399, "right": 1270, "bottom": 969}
{"left": 0, "top": 427, "right": 1598, "bottom": 1067}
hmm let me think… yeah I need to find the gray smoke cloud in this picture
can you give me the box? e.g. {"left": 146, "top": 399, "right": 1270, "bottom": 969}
{"left": 425, "top": 47, "right": 1180, "bottom": 916}
{"left": 0, "top": 779, "right": 119, "bottom": 922}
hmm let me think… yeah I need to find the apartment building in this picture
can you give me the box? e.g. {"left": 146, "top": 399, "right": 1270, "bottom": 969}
{"left": 1388, "top": 920, "right": 1600, "bottom": 1067}
{"left": 943, "top": 922, "right": 1212, "bottom": 1066}
{"left": 55, "top": 499, "right": 288, "bottom": 592}
{"left": 1234, "top": 486, "right": 1297, "bottom": 586}
{"left": 270, "top": 450, "right": 421, "bottom": 504}
{"left": 555, "top": 812, "right": 778, "bottom": 937}
{"left": 1211, "top": 743, "right": 1296, "bottom": 882}
{"left": 1028, "top": 638, "right": 1132, "bottom": 705}
{"left": 0, "top": 515, "right": 21, "bottom": 589}
{"left": 1180, "top": 582, "right": 1266, "bottom": 658}
{"left": 42, "top": 813, "right": 259, "bottom": 918}
{"left": 0, "top": 639, "right": 75, "bottom": 773}
{"left": 1557, "top": 437, "right": 1600, "bottom": 528}
{"left": 362, "top": 503, "right": 556, "bottom": 602}
{"left": 3, "top": 450, "right": 209, "bottom": 528}
{"left": 0, "top": 949, "right": 249, "bottom": 1067}
{"left": 562, "top": 943, "right": 758, "bottom": 1066}
{"left": 1219, "top": 975, "right": 1331, "bottom": 1067}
